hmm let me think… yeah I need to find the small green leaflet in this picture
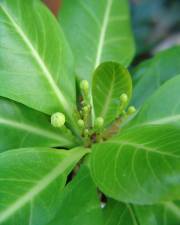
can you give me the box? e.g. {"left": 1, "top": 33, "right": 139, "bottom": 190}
{"left": 92, "top": 62, "right": 132, "bottom": 126}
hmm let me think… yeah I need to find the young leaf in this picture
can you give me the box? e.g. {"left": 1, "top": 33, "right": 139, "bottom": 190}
{"left": 0, "top": 147, "right": 89, "bottom": 225}
{"left": 135, "top": 201, "right": 180, "bottom": 225}
{"left": 90, "top": 76, "right": 180, "bottom": 204}
{"left": 49, "top": 165, "right": 104, "bottom": 225}
{"left": 131, "top": 46, "right": 180, "bottom": 108}
{"left": 0, "top": 97, "right": 77, "bottom": 152}
{"left": 0, "top": 0, "right": 76, "bottom": 124}
{"left": 103, "top": 199, "right": 138, "bottom": 225}
{"left": 92, "top": 62, "right": 132, "bottom": 126}
{"left": 58, "top": 0, "right": 135, "bottom": 83}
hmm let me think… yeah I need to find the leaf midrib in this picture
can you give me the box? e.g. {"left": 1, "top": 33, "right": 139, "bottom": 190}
{"left": 94, "top": 0, "right": 113, "bottom": 68}
{"left": 0, "top": 117, "right": 69, "bottom": 144}
{"left": 99, "top": 70, "right": 115, "bottom": 118}
{"left": 0, "top": 149, "right": 85, "bottom": 223}
{"left": 109, "top": 140, "right": 179, "bottom": 158}
{"left": 0, "top": 5, "right": 69, "bottom": 113}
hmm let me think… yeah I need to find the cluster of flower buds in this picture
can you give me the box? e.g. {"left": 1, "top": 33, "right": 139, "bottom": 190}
{"left": 119, "top": 93, "right": 136, "bottom": 118}
{"left": 50, "top": 83, "right": 136, "bottom": 145}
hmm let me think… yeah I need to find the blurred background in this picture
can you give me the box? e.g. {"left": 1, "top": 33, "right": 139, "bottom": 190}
{"left": 44, "top": 0, "right": 180, "bottom": 62}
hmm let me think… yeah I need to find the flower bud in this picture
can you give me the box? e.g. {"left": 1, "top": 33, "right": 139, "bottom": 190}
{"left": 78, "top": 119, "right": 85, "bottom": 128}
{"left": 127, "top": 106, "right": 136, "bottom": 115}
{"left": 83, "top": 105, "right": 90, "bottom": 113}
{"left": 120, "top": 93, "right": 128, "bottom": 103}
{"left": 95, "top": 117, "right": 104, "bottom": 129}
{"left": 51, "top": 112, "right": 65, "bottom": 128}
{"left": 80, "top": 80, "right": 89, "bottom": 95}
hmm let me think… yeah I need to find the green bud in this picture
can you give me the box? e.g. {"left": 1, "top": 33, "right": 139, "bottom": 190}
{"left": 95, "top": 117, "right": 104, "bottom": 129}
{"left": 80, "top": 80, "right": 89, "bottom": 95}
{"left": 84, "top": 129, "right": 89, "bottom": 136}
{"left": 51, "top": 112, "right": 65, "bottom": 128}
{"left": 127, "top": 106, "right": 136, "bottom": 115}
{"left": 83, "top": 105, "right": 90, "bottom": 113}
{"left": 78, "top": 119, "right": 85, "bottom": 128}
{"left": 120, "top": 93, "right": 128, "bottom": 103}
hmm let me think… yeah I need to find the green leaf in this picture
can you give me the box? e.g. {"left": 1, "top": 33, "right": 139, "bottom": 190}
{"left": 90, "top": 76, "right": 180, "bottom": 204}
{"left": 0, "top": 147, "right": 88, "bottom": 225}
{"left": 129, "top": 75, "right": 180, "bottom": 127}
{"left": 92, "top": 62, "right": 132, "bottom": 126}
{"left": 135, "top": 201, "right": 180, "bottom": 225}
{"left": 131, "top": 46, "right": 180, "bottom": 108}
{"left": 49, "top": 165, "right": 103, "bottom": 225}
{"left": 103, "top": 199, "right": 138, "bottom": 225}
{"left": 0, "top": 0, "right": 76, "bottom": 124}
{"left": 0, "top": 97, "right": 77, "bottom": 152}
{"left": 58, "top": 0, "right": 135, "bottom": 83}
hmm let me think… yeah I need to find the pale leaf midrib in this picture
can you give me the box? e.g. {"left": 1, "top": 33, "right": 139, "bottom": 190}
{"left": 109, "top": 140, "right": 178, "bottom": 158}
{"left": 0, "top": 5, "right": 69, "bottom": 112}
{"left": 94, "top": 0, "right": 113, "bottom": 68}
{"left": 0, "top": 117, "right": 68, "bottom": 143}
{"left": 165, "top": 202, "right": 180, "bottom": 220}
{"left": 99, "top": 72, "right": 115, "bottom": 118}
{"left": 0, "top": 150, "right": 84, "bottom": 223}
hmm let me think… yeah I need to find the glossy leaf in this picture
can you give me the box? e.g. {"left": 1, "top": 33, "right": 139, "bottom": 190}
{"left": 49, "top": 165, "right": 103, "bottom": 225}
{"left": 59, "top": 0, "right": 135, "bottom": 83}
{"left": 131, "top": 46, "right": 180, "bottom": 108}
{"left": 0, "top": 147, "right": 88, "bottom": 225}
{"left": 0, "top": 0, "right": 76, "bottom": 124}
{"left": 103, "top": 199, "right": 138, "bottom": 225}
{"left": 129, "top": 75, "right": 180, "bottom": 127}
{"left": 90, "top": 76, "right": 180, "bottom": 204}
{"left": 92, "top": 62, "right": 132, "bottom": 126}
{"left": 135, "top": 201, "right": 180, "bottom": 225}
{"left": 0, "top": 97, "right": 77, "bottom": 152}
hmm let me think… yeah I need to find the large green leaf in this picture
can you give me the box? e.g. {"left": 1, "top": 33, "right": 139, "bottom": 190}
{"left": 0, "top": 97, "right": 77, "bottom": 152}
{"left": 131, "top": 46, "right": 180, "bottom": 108}
{"left": 0, "top": 147, "right": 88, "bottom": 225}
{"left": 103, "top": 200, "right": 138, "bottom": 225}
{"left": 0, "top": 0, "right": 76, "bottom": 125}
{"left": 135, "top": 201, "right": 180, "bottom": 225}
{"left": 92, "top": 62, "right": 132, "bottom": 126}
{"left": 49, "top": 165, "right": 103, "bottom": 225}
{"left": 59, "top": 0, "right": 135, "bottom": 83}
{"left": 90, "top": 76, "right": 180, "bottom": 204}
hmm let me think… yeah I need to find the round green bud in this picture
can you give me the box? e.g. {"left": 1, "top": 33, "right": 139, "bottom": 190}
{"left": 95, "top": 117, "right": 104, "bottom": 129}
{"left": 51, "top": 112, "right": 65, "bottom": 128}
{"left": 120, "top": 93, "right": 128, "bottom": 103}
{"left": 80, "top": 80, "right": 89, "bottom": 93}
{"left": 127, "top": 106, "right": 136, "bottom": 115}
{"left": 83, "top": 105, "right": 90, "bottom": 113}
{"left": 78, "top": 119, "right": 85, "bottom": 128}
{"left": 84, "top": 129, "right": 89, "bottom": 136}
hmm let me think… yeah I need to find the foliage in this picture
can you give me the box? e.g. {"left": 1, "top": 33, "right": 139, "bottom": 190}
{"left": 0, "top": 0, "right": 179, "bottom": 224}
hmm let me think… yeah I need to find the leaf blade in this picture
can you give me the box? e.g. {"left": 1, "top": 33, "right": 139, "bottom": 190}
{"left": 0, "top": 147, "right": 88, "bottom": 224}
{"left": 59, "top": 0, "right": 135, "bottom": 83}
{"left": 0, "top": 0, "right": 76, "bottom": 123}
